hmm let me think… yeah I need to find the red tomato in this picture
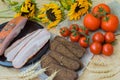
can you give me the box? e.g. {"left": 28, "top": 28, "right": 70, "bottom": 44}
{"left": 90, "top": 42, "right": 102, "bottom": 55}
{"left": 78, "top": 27, "right": 89, "bottom": 36}
{"left": 84, "top": 13, "right": 101, "bottom": 31}
{"left": 101, "top": 14, "right": 119, "bottom": 32}
{"left": 69, "top": 24, "right": 79, "bottom": 32}
{"left": 70, "top": 32, "right": 80, "bottom": 42}
{"left": 79, "top": 37, "right": 88, "bottom": 48}
{"left": 105, "top": 32, "right": 115, "bottom": 43}
{"left": 92, "top": 3, "right": 111, "bottom": 17}
{"left": 92, "top": 32, "right": 104, "bottom": 43}
{"left": 60, "top": 27, "right": 70, "bottom": 37}
{"left": 102, "top": 43, "right": 113, "bottom": 56}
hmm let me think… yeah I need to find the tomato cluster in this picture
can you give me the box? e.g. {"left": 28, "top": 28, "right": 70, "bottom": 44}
{"left": 84, "top": 3, "right": 119, "bottom": 32}
{"left": 90, "top": 32, "right": 115, "bottom": 56}
{"left": 60, "top": 24, "right": 89, "bottom": 48}
{"left": 84, "top": 3, "right": 118, "bottom": 56}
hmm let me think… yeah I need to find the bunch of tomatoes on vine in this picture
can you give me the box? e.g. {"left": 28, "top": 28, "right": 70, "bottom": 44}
{"left": 60, "top": 3, "right": 119, "bottom": 56}
{"left": 60, "top": 24, "right": 89, "bottom": 48}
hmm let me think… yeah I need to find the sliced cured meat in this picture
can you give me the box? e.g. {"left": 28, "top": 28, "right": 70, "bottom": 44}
{"left": 5, "top": 29, "right": 42, "bottom": 61}
{"left": 0, "top": 16, "right": 28, "bottom": 55}
{"left": 5, "top": 30, "right": 36, "bottom": 55}
{"left": 12, "top": 29, "right": 50, "bottom": 68}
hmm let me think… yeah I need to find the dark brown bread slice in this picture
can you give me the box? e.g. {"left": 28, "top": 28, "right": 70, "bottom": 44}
{"left": 49, "top": 50, "right": 80, "bottom": 70}
{"left": 54, "top": 36, "right": 85, "bottom": 58}
{"left": 41, "top": 54, "right": 58, "bottom": 68}
{"left": 50, "top": 40, "right": 79, "bottom": 62}
{"left": 45, "top": 63, "right": 78, "bottom": 80}
{"left": 41, "top": 54, "right": 78, "bottom": 80}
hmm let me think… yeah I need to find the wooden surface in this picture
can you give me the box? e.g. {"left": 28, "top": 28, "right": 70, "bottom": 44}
{"left": 0, "top": 0, "right": 120, "bottom": 80}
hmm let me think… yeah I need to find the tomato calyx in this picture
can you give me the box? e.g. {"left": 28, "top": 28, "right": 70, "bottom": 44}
{"left": 60, "top": 29, "right": 66, "bottom": 34}
{"left": 103, "top": 16, "right": 110, "bottom": 22}
{"left": 70, "top": 32, "right": 80, "bottom": 42}
{"left": 79, "top": 37, "right": 89, "bottom": 48}
{"left": 98, "top": 7, "right": 107, "bottom": 16}
{"left": 73, "top": 25, "right": 78, "bottom": 30}
{"left": 93, "top": 7, "right": 107, "bottom": 18}
{"left": 60, "top": 27, "right": 70, "bottom": 37}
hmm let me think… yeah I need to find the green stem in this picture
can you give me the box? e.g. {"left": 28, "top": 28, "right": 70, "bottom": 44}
{"left": 31, "top": 17, "right": 41, "bottom": 22}
{"left": 71, "top": 0, "right": 75, "bottom": 3}
{"left": 0, "top": 9, "right": 10, "bottom": 13}
{"left": 0, "top": 15, "right": 13, "bottom": 18}
{"left": 58, "top": 0, "right": 64, "bottom": 8}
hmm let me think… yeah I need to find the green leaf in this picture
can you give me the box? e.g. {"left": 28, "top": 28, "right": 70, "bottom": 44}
{"left": 30, "top": 17, "right": 41, "bottom": 22}
{"left": 11, "top": 4, "right": 22, "bottom": 12}
{"left": 31, "top": 0, "right": 36, "bottom": 3}
{"left": 59, "top": 0, "right": 72, "bottom": 10}
{"left": 71, "top": 0, "right": 75, "bottom": 3}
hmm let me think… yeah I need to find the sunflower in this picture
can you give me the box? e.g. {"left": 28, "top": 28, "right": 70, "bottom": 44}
{"left": 38, "top": 3, "right": 62, "bottom": 29}
{"left": 14, "top": 0, "right": 37, "bottom": 18}
{"left": 68, "top": 0, "right": 92, "bottom": 20}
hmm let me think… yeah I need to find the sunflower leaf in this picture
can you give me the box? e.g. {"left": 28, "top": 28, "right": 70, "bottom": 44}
{"left": 59, "top": 0, "right": 71, "bottom": 10}
{"left": 71, "top": 0, "right": 75, "bottom": 3}
{"left": 30, "top": 17, "right": 41, "bottom": 22}
{"left": 11, "top": 4, "right": 22, "bottom": 13}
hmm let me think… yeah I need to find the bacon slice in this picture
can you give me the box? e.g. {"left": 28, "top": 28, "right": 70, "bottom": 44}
{"left": 5, "top": 29, "right": 42, "bottom": 61}
{"left": 0, "top": 16, "right": 28, "bottom": 55}
{"left": 12, "top": 29, "right": 50, "bottom": 68}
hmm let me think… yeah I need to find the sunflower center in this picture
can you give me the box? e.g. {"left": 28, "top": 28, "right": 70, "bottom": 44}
{"left": 75, "top": 4, "right": 85, "bottom": 13}
{"left": 46, "top": 9, "right": 56, "bottom": 22}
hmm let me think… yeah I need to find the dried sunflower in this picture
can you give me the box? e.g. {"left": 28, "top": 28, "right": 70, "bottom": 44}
{"left": 68, "top": 0, "right": 92, "bottom": 20}
{"left": 14, "top": 0, "right": 37, "bottom": 18}
{"left": 38, "top": 3, "right": 63, "bottom": 29}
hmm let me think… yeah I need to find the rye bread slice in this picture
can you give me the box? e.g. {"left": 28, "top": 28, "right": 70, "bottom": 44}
{"left": 54, "top": 36, "right": 85, "bottom": 58}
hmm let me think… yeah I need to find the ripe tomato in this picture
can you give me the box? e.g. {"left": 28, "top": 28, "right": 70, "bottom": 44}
{"left": 60, "top": 27, "right": 70, "bottom": 37}
{"left": 92, "top": 32, "right": 104, "bottom": 43}
{"left": 69, "top": 24, "right": 79, "bottom": 32}
{"left": 79, "top": 37, "right": 88, "bottom": 48}
{"left": 92, "top": 3, "right": 111, "bottom": 17}
{"left": 70, "top": 32, "right": 80, "bottom": 42}
{"left": 90, "top": 42, "right": 102, "bottom": 55}
{"left": 102, "top": 43, "right": 113, "bottom": 56}
{"left": 101, "top": 14, "right": 119, "bottom": 32}
{"left": 78, "top": 27, "right": 89, "bottom": 36}
{"left": 84, "top": 13, "right": 101, "bottom": 31}
{"left": 105, "top": 32, "right": 115, "bottom": 43}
